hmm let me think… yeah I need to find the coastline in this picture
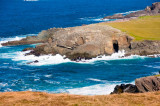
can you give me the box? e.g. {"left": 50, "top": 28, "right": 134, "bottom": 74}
{"left": 0, "top": 2, "right": 160, "bottom": 100}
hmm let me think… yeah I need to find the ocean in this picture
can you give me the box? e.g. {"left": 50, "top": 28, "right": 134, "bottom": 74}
{"left": 0, "top": 0, "right": 160, "bottom": 95}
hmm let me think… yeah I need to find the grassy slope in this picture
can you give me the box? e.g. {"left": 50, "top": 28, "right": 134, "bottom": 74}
{"left": 104, "top": 15, "right": 160, "bottom": 41}
{"left": 0, "top": 91, "right": 160, "bottom": 106}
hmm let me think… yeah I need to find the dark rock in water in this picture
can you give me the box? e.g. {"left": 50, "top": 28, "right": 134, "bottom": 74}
{"left": 111, "top": 84, "right": 139, "bottom": 94}
{"left": 135, "top": 76, "right": 160, "bottom": 93}
{"left": 103, "top": 14, "right": 124, "bottom": 19}
{"left": 27, "top": 60, "right": 39, "bottom": 64}
{"left": 22, "top": 47, "right": 34, "bottom": 51}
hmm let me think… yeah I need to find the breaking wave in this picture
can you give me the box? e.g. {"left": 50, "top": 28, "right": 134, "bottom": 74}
{"left": 79, "top": 10, "right": 140, "bottom": 22}
{"left": 0, "top": 34, "right": 37, "bottom": 48}
{"left": 67, "top": 81, "right": 135, "bottom": 95}
{"left": 0, "top": 49, "right": 147, "bottom": 66}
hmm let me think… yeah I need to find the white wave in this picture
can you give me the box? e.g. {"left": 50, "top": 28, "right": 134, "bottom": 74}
{"left": 87, "top": 78, "right": 104, "bottom": 82}
{"left": 0, "top": 34, "right": 37, "bottom": 48}
{"left": 0, "top": 50, "right": 147, "bottom": 66}
{"left": 144, "top": 65, "right": 160, "bottom": 69}
{"left": 11, "top": 51, "right": 71, "bottom": 66}
{"left": 67, "top": 83, "right": 117, "bottom": 95}
{"left": 77, "top": 50, "right": 146, "bottom": 63}
{"left": 67, "top": 81, "right": 135, "bottom": 95}
{"left": 116, "top": 10, "right": 141, "bottom": 15}
{"left": 0, "top": 83, "right": 8, "bottom": 87}
{"left": 44, "top": 74, "right": 52, "bottom": 78}
{"left": 79, "top": 17, "right": 110, "bottom": 22}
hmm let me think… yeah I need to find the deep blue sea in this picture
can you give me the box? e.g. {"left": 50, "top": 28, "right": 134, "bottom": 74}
{"left": 0, "top": 0, "right": 160, "bottom": 95}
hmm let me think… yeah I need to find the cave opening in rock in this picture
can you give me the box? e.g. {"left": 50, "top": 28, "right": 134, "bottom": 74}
{"left": 113, "top": 40, "right": 119, "bottom": 52}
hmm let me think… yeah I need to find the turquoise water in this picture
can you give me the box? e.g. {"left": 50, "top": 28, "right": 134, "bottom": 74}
{"left": 0, "top": 0, "right": 160, "bottom": 95}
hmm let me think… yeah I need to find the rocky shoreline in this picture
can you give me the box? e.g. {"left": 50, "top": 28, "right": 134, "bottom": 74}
{"left": 103, "top": 2, "right": 160, "bottom": 19}
{"left": 1, "top": 2, "right": 160, "bottom": 62}
{"left": 111, "top": 74, "right": 160, "bottom": 94}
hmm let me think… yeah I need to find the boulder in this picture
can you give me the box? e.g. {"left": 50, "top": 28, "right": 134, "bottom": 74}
{"left": 135, "top": 76, "right": 160, "bottom": 93}
{"left": 111, "top": 84, "right": 139, "bottom": 94}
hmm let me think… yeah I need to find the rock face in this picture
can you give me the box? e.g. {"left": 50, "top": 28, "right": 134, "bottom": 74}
{"left": 103, "top": 2, "right": 160, "bottom": 19}
{"left": 126, "top": 40, "right": 160, "bottom": 56}
{"left": 135, "top": 76, "right": 160, "bottom": 93}
{"left": 111, "top": 75, "right": 160, "bottom": 94}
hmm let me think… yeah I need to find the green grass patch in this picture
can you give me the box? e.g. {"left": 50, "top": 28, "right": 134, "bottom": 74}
{"left": 105, "top": 15, "right": 160, "bottom": 41}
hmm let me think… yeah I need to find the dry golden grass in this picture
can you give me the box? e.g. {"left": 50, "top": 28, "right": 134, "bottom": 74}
{"left": 0, "top": 91, "right": 160, "bottom": 106}
{"left": 103, "top": 15, "right": 160, "bottom": 41}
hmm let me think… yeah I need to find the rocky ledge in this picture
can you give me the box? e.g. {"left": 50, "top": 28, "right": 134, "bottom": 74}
{"left": 103, "top": 2, "right": 160, "bottom": 19}
{"left": 111, "top": 75, "right": 160, "bottom": 94}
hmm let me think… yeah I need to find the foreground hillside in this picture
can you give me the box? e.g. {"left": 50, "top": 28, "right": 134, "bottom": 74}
{"left": 0, "top": 91, "right": 160, "bottom": 106}
{"left": 105, "top": 15, "right": 160, "bottom": 41}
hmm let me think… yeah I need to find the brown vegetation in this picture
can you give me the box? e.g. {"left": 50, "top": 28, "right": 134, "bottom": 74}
{"left": 0, "top": 91, "right": 160, "bottom": 106}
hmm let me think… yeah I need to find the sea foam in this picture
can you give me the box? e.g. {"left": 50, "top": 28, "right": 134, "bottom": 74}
{"left": 67, "top": 81, "right": 135, "bottom": 95}
{"left": 0, "top": 34, "right": 37, "bottom": 48}
{"left": 0, "top": 50, "right": 147, "bottom": 66}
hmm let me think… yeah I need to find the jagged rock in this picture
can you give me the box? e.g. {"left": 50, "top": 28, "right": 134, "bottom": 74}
{"left": 135, "top": 76, "right": 160, "bottom": 93}
{"left": 111, "top": 84, "right": 139, "bottom": 94}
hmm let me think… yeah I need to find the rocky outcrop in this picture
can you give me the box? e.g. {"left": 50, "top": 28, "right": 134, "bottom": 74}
{"left": 10, "top": 24, "right": 132, "bottom": 60}
{"left": 103, "top": 2, "right": 160, "bottom": 19}
{"left": 111, "top": 84, "right": 139, "bottom": 94}
{"left": 1, "top": 28, "right": 62, "bottom": 46}
{"left": 135, "top": 76, "right": 160, "bottom": 93}
{"left": 126, "top": 40, "right": 160, "bottom": 56}
{"left": 111, "top": 75, "right": 160, "bottom": 94}
{"left": 104, "top": 14, "right": 124, "bottom": 19}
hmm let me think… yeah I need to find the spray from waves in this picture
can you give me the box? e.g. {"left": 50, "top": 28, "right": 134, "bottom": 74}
{"left": 9, "top": 51, "right": 71, "bottom": 66}
{"left": 67, "top": 81, "right": 135, "bottom": 95}
{"left": 0, "top": 34, "right": 37, "bottom": 48}
{"left": 79, "top": 17, "right": 110, "bottom": 22}
{"left": 0, "top": 49, "right": 148, "bottom": 66}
